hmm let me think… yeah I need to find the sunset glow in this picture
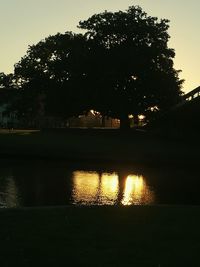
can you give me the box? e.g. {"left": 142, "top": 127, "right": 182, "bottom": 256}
{"left": 1, "top": 1, "right": 200, "bottom": 92}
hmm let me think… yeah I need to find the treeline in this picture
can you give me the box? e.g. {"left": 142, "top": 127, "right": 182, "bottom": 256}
{"left": 0, "top": 6, "right": 183, "bottom": 128}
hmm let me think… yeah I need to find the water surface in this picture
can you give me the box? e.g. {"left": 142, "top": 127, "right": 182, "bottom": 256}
{"left": 0, "top": 159, "right": 199, "bottom": 208}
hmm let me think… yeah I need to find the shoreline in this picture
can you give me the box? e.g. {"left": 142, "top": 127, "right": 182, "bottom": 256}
{"left": 0, "top": 128, "right": 198, "bottom": 167}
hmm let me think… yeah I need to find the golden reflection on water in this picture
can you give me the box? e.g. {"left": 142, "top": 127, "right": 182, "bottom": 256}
{"left": 72, "top": 171, "right": 119, "bottom": 205}
{"left": 99, "top": 173, "right": 119, "bottom": 204}
{"left": 72, "top": 171, "right": 99, "bottom": 204}
{"left": 121, "top": 175, "right": 154, "bottom": 205}
{"left": 72, "top": 171, "right": 154, "bottom": 205}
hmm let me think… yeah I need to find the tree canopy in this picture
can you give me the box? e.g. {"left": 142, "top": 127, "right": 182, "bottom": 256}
{"left": 0, "top": 72, "right": 18, "bottom": 107}
{"left": 78, "top": 6, "right": 183, "bottom": 127}
{"left": 14, "top": 32, "right": 92, "bottom": 119}
{"left": 6, "top": 5, "right": 183, "bottom": 128}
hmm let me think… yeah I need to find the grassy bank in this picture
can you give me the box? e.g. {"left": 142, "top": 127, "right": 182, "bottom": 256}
{"left": 0, "top": 128, "right": 198, "bottom": 166}
{"left": 0, "top": 205, "right": 200, "bottom": 266}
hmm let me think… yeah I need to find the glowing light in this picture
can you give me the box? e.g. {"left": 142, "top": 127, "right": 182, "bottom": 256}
{"left": 72, "top": 171, "right": 154, "bottom": 206}
{"left": 138, "top": 114, "right": 145, "bottom": 121}
{"left": 72, "top": 171, "right": 119, "bottom": 205}
{"left": 90, "top": 110, "right": 100, "bottom": 116}
{"left": 121, "top": 175, "right": 154, "bottom": 205}
{"left": 100, "top": 173, "right": 119, "bottom": 204}
{"left": 131, "top": 75, "right": 137, "bottom": 80}
{"left": 148, "top": 106, "right": 159, "bottom": 112}
{"left": 72, "top": 171, "right": 99, "bottom": 204}
{"left": 90, "top": 110, "right": 95, "bottom": 115}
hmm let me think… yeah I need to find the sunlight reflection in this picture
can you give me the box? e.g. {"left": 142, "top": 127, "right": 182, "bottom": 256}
{"left": 99, "top": 173, "right": 119, "bottom": 204}
{"left": 72, "top": 171, "right": 119, "bottom": 205}
{"left": 72, "top": 171, "right": 99, "bottom": 204}
{"left": 121, "top": 175, "right": 154, "bottom": 205}
{"left": 72, "top": 171, "right": 154, "bottom": 205}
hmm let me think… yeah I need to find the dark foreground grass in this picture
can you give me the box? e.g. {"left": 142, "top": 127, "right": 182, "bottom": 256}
{"left": 0, "top": 206, "right": 200, "bottom": 266}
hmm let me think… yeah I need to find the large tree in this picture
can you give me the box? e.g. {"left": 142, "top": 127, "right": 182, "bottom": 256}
{"left": 79, "top": 5, "right": 183, "bottom": 128}
{"left": 12, "top": 5, "right": 183, "bottom": 129}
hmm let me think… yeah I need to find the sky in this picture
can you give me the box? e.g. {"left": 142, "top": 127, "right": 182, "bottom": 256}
{"left": 0, "top": 0, "right": 200, "bottom": 93}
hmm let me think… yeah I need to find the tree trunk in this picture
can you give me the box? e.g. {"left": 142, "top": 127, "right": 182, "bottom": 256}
{"left": 120, "top": 115, "right": 130, "bottom": 130}
{"left": 101, "top": 115, "right": 106, "bottom": 127}
{"left": 133, "top": 114, "right": 139, "bottom": 127}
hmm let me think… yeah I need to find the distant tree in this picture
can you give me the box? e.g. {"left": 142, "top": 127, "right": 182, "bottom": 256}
{"left": 0, "top": 72, "right": 18, "bottom": 91}
{"left": 0, "top": 72, "right": 18, "bottom": 105}
{"left": 79, "top": 5, "right": 184, "bottom": 128}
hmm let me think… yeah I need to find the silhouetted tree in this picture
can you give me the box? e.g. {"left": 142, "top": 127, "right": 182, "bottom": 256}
{"left": 0, "top": 72, "right": 19, "bottom": 108}
{"left": 12, "top": 6, "right": 183, "bottom": 129}
{"left": 79, "top": 6, "right": 183, "bottom": 128}
{"left": 14, "top": 32, "right": 92, "bottom": 120}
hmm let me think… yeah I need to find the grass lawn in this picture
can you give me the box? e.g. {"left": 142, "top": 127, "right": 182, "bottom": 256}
{"left": 0, "top": 205, "right": 200, "bottom": 266}
{"left": 0, "top": 128, "right": 198, "bottom": 166}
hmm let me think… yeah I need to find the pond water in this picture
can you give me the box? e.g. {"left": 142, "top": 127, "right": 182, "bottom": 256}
{"left": 0, "top": 159, "right": 200, "bottom": 208}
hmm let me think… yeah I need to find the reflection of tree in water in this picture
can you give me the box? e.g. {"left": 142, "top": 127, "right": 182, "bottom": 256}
{"left": 141, "top": 166, "right": 200, "bottom": 205}
{"left": 5, "top": 160, "right": 200, "bottom": 207}
{"left": 12, "top": 161, "right": 73, "bottom": 207}
{"left": 99, "top": 172, "right": 119, "bottom": 204}
{"left": 72, "top": 169, "right": 155, "bottom": 205}
{"left": 117, "top": 170, "right": 155, "bottom": 205}
{"left": 122, "top": 175, "right": 155, "bottom": 205}
{"left": 0, "top": 169, "right": 9, "bottom": 207}
{"left": 5, "top": 175, "right": 19, "bottom": 208}
{"left": 0, "top": 166, "right": 20, "bottom": 208}
{"left": 116, "top": 170, "right": 127, "bottom": 205}
{"left": 72, "top": 171, "right": 100, "bottom": 205}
